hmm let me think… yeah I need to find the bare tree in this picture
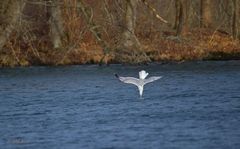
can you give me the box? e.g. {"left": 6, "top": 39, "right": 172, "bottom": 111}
{"left": 174, "top": 0, "right": 180, "bottom": 29}
{"left": 200, "top": 0, "right": 212, "bottom": 28}
{"left": 175, "top": 0, "right": 189, "bottom": 36}
{"left": 77, "top": 0, "right": 110, "bottom": 65}
{"left": 117, "top": 0, "right": 149, "bottom": 64}
{"left": 141, "top": 0, "right": 168, "bottom": 24}
{"left": 232, "top": 0, "right": 239, "bottom": 39}
{"left": 121, "top": 0, "right": 140, "bottom": 49}
{"left": 50, "top": 0, "right": 64, "bottom": 49}
{"left": 0, "top": 0, "right": 26, "bottom": 51}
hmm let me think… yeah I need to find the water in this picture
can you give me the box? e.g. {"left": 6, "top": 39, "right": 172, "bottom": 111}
{"left": 0, "top": 61, "right": 240, "bottom": 149}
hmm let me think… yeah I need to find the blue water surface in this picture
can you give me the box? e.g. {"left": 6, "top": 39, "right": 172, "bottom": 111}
{"left": 0, "top": 61, "right": 240, "bottom": 149}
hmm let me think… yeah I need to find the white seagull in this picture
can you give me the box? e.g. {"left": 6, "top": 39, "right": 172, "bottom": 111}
{"left": 115, "top": 70, "right": 162, "bottom": 98}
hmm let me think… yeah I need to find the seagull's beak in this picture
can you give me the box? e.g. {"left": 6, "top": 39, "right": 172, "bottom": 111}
{"left": 114, "top": 74, "right": 119, "bottom": 78}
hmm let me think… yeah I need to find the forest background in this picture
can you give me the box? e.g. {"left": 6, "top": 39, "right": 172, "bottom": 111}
{"left": 0, "top": 0, "right": 239, "bottom": 67}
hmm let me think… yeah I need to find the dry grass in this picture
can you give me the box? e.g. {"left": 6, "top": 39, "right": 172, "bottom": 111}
{"left": 141, "top": 28, "right": 240, "bottom": 62}
{"left": 1, "top": 27, "right": 240, "bottom": 67}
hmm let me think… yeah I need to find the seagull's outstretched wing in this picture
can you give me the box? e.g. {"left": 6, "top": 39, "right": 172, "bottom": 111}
{"left": 144, "top": 76, "right": 162, "bottom": 84}
{"left": 115, "top": 74, "right": 140, "bottom": 86}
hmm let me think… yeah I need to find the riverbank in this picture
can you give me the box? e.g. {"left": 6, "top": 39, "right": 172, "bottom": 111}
{"left": 0, "top": 28, "right": 239, "bottom": 67}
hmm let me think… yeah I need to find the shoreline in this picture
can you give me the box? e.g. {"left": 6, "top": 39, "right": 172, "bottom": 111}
{"left": 1, "top": 59, "right": 239, "bottom": 68}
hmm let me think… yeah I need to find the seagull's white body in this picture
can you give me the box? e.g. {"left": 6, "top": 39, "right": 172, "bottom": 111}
{"left": 115, "top": 70, "right": 162, "bottom": 97}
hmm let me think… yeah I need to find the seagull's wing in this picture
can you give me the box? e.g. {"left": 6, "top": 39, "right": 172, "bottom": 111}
{"left": 115, "top": 74, "right": 140, "bottom": 86}
{"left": 144, "top": 76, "right": 162, "bottom": 84}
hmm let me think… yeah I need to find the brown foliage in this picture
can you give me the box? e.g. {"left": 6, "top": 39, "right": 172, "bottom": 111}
{"left": 0, "top": 0, "right": 240, "bottom": 67}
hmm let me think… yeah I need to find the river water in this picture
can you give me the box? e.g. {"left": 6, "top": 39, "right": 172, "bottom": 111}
{"left": 0, "top": 61, "right": 240, "bottom": 149}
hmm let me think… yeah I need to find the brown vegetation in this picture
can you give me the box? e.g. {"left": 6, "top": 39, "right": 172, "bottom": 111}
{"left": 0, "top": 0, "right": 239, "bottom": 67}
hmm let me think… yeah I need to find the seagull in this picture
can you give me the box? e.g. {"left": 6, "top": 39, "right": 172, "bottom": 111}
{"left": 115, "top": 70, "right": 162, "bottom": 98}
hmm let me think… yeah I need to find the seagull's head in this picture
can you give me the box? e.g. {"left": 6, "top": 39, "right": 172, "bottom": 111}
{"left": 114, "top": 73, "right": 119, "bottom": 78}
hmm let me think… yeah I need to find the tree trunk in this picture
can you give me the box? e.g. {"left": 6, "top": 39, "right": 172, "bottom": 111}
{"left": 174, "top": 0, "right": 180, "bottom": 29}
{"left": 50, "top": 0, "right": 64, "bottom": 49}
{"left": 122, "top": 0, "right": 140, "bottom": 48}
{"left": 176, "top": 0, "right": 188, "bottom": 36}
{"left": 200, "top": 0, "right": 212, "bottom": 28}
{"left": 0, "top": 0, "right": 25, "bottom": 51}
{"left": 232, "top": 0, "right": 239, "bottom": 39}
{"left": 117, "top": 0, "right": 149, "bottom": 64}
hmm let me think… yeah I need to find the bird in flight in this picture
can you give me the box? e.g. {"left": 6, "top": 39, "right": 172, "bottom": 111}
{"left": 115, "top": 70, "right": 162, "bottom": 98}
